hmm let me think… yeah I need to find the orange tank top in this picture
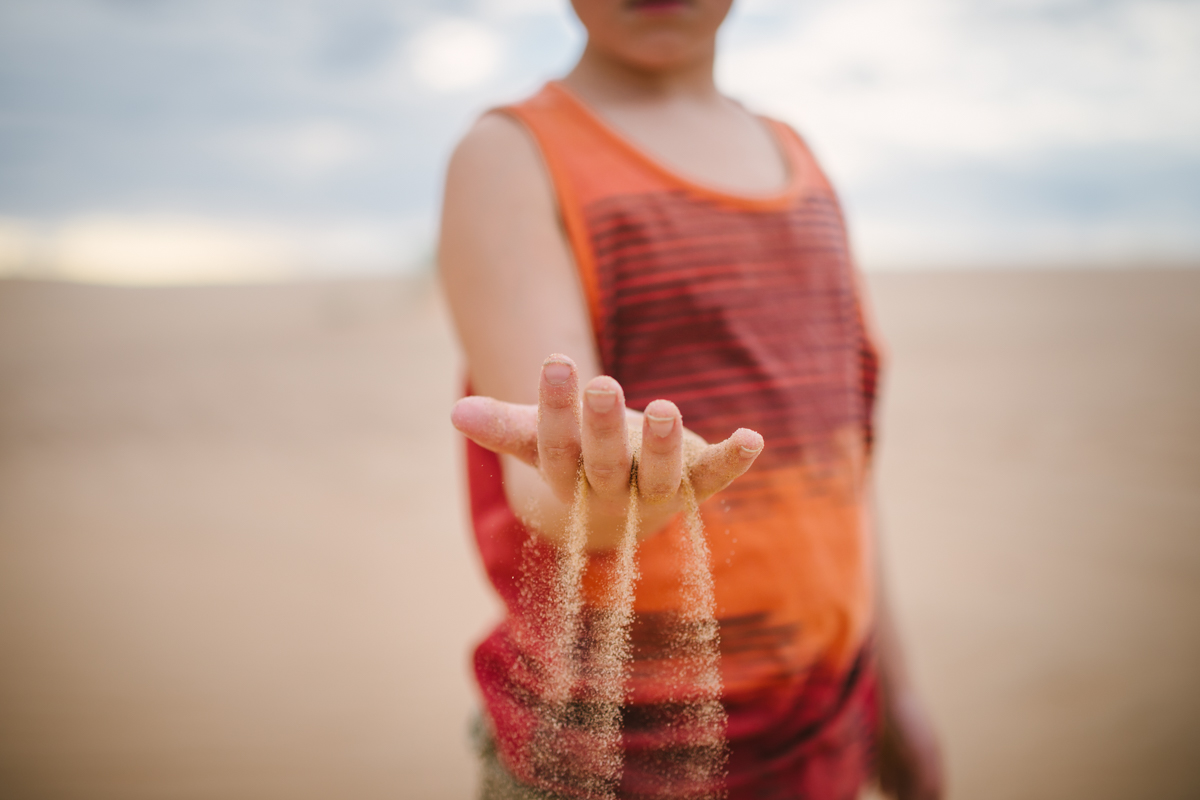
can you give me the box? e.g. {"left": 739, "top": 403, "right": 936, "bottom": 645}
{"left": 466, "top": 82, "right": 884, "bottom": 798}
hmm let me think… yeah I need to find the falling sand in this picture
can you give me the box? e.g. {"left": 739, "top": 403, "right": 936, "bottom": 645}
{"left": 524, "top": 440, "right": 728, "bottom": 799}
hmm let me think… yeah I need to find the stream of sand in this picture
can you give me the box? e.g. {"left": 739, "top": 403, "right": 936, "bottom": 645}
{"left": 527, "top": 453, "right": 727, "bottom": 799}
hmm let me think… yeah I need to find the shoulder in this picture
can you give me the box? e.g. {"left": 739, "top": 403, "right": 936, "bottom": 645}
{"left": 755, "top": 115, "right": 814, "bottom": 163}
{"left": 442, "top": 110, "right": 562, "bottom": 246}
{"left": 752, "top": 115, "right": 839, "bottom": 198}
{"left": 445, "top": 111, "right": 547, "bottom": 197}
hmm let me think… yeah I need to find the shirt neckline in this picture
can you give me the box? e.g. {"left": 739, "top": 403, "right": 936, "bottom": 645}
{"left": 546, "top": 80, "right": 808, "bottom": 211}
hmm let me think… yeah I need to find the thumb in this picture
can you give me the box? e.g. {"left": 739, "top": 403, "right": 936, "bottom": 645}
{"left": 450, "top": 396, "right": 540, "bottom": 467}
{"left": 687, "top": 428, "right": 764, "bottom": 500}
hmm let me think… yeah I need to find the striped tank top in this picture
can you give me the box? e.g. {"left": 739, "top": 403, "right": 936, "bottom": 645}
{"left": 466, "top": 83, "right": 883, "bottom": 799}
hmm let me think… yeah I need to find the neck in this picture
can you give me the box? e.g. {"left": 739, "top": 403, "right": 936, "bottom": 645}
{"left": 562, "top": 42, "right": 719, "bottom": 105}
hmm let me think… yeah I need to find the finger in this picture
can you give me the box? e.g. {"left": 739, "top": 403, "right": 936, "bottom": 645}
{"left": 688, "top": 428, "right": 764, "bottom": 500}
{"left": 537, "top": 354, "right": 582, "bottom": 500}
{"left": 637, "top": 399, "right": 682, "bottom": 502}
{"left": 450, "top": 396, "right": 539, "bottom": 466}
{"left": 581, "top": 375, "right": 631, "bottom": 497}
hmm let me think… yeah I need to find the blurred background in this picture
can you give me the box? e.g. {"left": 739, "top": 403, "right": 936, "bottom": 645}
{"left": 1, "top": 1, "right": 1197, "bottom": 798}
{"left": 4, "top": 0, "right": 1199, "bottom": 280}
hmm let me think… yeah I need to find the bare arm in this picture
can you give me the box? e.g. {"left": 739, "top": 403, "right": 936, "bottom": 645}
{"left": 440, "top": 113, "right": 597, "bottom": 404}
{"left": 439, "top": 114, "right": 762, "bottom": 549}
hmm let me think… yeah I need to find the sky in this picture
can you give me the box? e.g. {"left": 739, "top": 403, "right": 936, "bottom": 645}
{"left": 0, "top": 0, "right": 1197, "bottom": 283}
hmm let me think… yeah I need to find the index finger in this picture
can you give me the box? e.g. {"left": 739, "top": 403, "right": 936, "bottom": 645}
{"left": 450, "top": 396, "right": 539, "bottom": 466}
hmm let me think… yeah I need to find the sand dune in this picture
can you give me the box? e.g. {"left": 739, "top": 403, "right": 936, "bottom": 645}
{"left": 0, "top": 270, "right": 1197, "bottom": 799}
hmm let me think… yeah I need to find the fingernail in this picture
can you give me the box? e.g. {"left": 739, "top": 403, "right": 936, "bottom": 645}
{"left": 585, "top": 388, "right": 617, "bottom": 413}
{"left": 646, "top": 413, "right": 675, "bottom": 438}
{"left": 543, "top": 361, "right": 571, "bottom": 386}
{"left": 740, "top": 443, "right": 763, "bottom": 457}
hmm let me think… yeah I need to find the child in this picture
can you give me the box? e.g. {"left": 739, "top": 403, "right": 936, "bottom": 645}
{"left": 439, "top": 1, "right": 943, "bottom": 798}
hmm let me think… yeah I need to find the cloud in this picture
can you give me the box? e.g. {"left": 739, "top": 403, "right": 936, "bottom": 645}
{"left": 477, "top": 0, "right": 569, "bottom": 18}
{"left": 717, "top": 0, "right": 1200, "bottom": 267}
{"left": 219, "top": 120, "right": 376, "bottom": 179}
{"left": 0, "top": 214, "right": 431, "bottom": 285}
{"left": 719, "top": 0, "right": 1200, "bottom": 172}
{"left": 0, "top": 0, "right": 1196, "bottom": 280}
{"left": 408, "top": 18, "right": 505, "bottom": 93}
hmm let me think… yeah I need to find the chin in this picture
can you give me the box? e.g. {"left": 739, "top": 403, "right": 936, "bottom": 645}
{"left": 626, "top": 0, "right": 694, "bottom": 14}
{"left": 617, "top": 31, "right": 710, "bottom": 70}
{"left": 573, "top": 0, "right": 730, "bottom": 66}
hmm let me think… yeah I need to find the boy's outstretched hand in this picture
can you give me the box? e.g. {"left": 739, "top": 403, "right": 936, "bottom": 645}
{"left": 451, "top": 354, "right": 764, "bottom": 549}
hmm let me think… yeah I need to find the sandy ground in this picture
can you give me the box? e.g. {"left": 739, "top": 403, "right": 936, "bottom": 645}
{"left": 0, "top": 270, "right": 1197, "bottom": 799}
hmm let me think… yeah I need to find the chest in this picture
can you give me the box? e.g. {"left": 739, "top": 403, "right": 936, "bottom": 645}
{"left": 597, "top": 103, "right": 790, "bottom": 195}
{"left": 583, "top": 190, "right": 866, "bottom": 454}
